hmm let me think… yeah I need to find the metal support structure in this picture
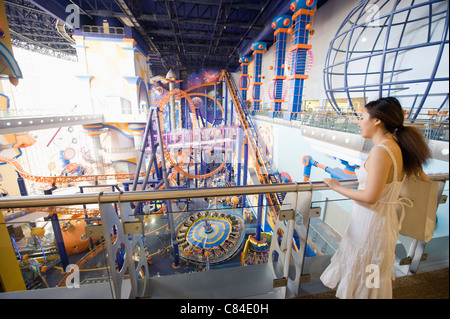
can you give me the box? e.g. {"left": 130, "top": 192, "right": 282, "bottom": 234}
{"left": 16, "top": 172, "right": 28, "bottom": 196}
{"left": 93, "top": 198, "right": 149, "bottom": 299}
{"left": 268, "top": 183, "right": 315, "bottom": 298}
{"left": 131, "top": 107, "right": 156, "bottom": 192}
{"left": 154, "top": 107, "right": 180, "bottom": 268}
{"left": 236, "top": 128, "right": 243, "bottom": 186}
{"left": 255, "top": 194, "right": 264, "bottom": 241}
{"left": 213, "top": 81, "right": 218, "bottom": 126}
{"left": 242, "top": 135, "right": 249, "bottom": 207}
{"left": 223, "top": 79, "right": 229, "bottom": 125}
{"left": 43, "top": 187, "right": 69, "bottom": 270}
{"left": 204, "top": 86, "right": 208, "bottom": 127}
{"left": 137, "top": 108, "right": 161, "bottom": 190}
{"left": 243, "top": 136, "right": 249, "bottom": 186}
{"left": 129, "top": 107, "right": 164, "bottom": 215}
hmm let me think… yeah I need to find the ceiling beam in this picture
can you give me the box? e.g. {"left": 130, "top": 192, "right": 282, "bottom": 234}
{"left": 151, "top": 0, "right": 262, "bottom": 11}
{"left": 138, "top": 14, "right": 263, "bottom": 30}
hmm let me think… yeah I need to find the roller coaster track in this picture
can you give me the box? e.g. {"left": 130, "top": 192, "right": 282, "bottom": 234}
{"left": 6, "top": 206, "right": 99, "bottom": 216}
{"left": 156, "top": 89, "right": 228, "bottom": 180}
{"left": 0, "top": 156, "right": 146, "bottom": 184}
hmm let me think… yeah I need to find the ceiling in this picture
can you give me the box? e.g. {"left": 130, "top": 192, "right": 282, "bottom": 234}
{"left": 4, "top": 0, "right": 328, "bottom": 76}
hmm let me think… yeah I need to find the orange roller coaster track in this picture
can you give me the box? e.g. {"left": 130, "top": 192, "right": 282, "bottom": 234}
{"left": 156, "top": 88, "right": 228, "bottom": 180}
{"left": 0, "top": 156, "right": 146, "bottom": 184}
{"left": 6, "top": 206, "right": 99, "bottom": 216}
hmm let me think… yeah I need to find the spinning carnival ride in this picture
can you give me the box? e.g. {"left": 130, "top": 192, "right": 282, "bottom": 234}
{"left": 176, "top": 211, "right": 245, "bottom": 265}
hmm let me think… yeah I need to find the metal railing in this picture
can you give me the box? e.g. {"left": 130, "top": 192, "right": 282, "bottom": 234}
{"left": 1, "top": 173, "right": 448, "bottom": 299}
{"left": 0, "top": 180, "right": 358, "bottom": 209}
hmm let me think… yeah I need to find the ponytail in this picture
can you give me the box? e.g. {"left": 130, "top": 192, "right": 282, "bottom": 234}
{"left": 365, "top": 97, "right": 432, "bottom": 176}
{"left": 393, "top": 125, "right": 431, "bottom": 176}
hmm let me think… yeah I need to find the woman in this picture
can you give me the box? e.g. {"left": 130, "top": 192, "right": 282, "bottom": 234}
{"left": 320, "top": 97, "right": 431, "bottom": 299}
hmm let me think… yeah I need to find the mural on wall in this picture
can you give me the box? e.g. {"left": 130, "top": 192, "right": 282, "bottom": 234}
{"left": 186, "top": 69, "right": 221, "bottom": 88}
{"left": 183, "top": 69, "right": 222, "bottom": 126}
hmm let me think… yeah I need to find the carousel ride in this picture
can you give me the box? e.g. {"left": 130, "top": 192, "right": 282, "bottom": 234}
{"left": 176, "top": 210, "right": 245, "bottom": 265}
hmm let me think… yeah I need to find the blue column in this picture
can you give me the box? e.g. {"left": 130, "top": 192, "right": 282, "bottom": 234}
{"left": 250, "top": 42, "right": 267, "bottom": 112}
{"left": 239, "top": 56, "right": 251, "bottom": 103}
{"left": 43, "top": 187, "right": 69, "bottom": 270}
{"left": 270, "top": 15, "right": 292, "bottom": 118}
{"left": 16, "top": 172, "right": 28, "bottom": 196}
{"left": 284, "top": 0, "right": 318, "bottom": 121}
{"left": 213, "top": 81, "right": 217, "bottom": 126}
{"left": 255, "top": 194, "right": 264, "bottom": 241}
{"left": 242, "top": 136, "right": 249, "bottom": 207}
{"left": 49, "top": 213, "right": 69, "bottom": 270}
{"left": 224, "top": 80, "right": 228, "bottom": 125}
{"left": 236, "top": 128, "right": 243, "bottom": 186}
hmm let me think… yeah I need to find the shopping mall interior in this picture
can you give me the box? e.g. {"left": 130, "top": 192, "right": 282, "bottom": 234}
{"left": 0, "top": 0, "right": 448, "bottom": 300}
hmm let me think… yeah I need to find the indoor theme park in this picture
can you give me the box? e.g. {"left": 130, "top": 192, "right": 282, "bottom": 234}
{"left": 0, "top": 0, "right": 448, "bottom": 300}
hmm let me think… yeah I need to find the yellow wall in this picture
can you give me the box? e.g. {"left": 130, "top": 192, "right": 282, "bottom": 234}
{"left": 0, "top": 212, "right": 26, "bottom": 292}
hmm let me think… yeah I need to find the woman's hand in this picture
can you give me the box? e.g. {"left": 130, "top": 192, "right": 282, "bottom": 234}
{"left": 324, "top": 177, "right": 340, "bottom": 190}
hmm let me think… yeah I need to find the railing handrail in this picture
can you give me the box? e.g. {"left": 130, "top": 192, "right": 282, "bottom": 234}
{"left": 0, "top": 173, "right": 448, "bottom": 209}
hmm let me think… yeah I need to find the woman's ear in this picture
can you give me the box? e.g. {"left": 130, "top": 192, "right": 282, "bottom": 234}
{"left": 373, "top": 117, "right": 382, "bottom": 126}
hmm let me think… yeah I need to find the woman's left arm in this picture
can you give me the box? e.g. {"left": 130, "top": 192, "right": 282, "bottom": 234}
{"left": 324, "top": 147, "right": 391, "bottom": 204}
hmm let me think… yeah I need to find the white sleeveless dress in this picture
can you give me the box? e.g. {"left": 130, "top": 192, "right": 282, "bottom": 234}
{"left": 320, "top": 144, "right": 410, "bottom": 299}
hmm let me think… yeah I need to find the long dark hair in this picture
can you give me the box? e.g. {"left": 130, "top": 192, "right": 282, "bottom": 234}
{"left": 364, "top": 97, "right": 431, "bottom": 176}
